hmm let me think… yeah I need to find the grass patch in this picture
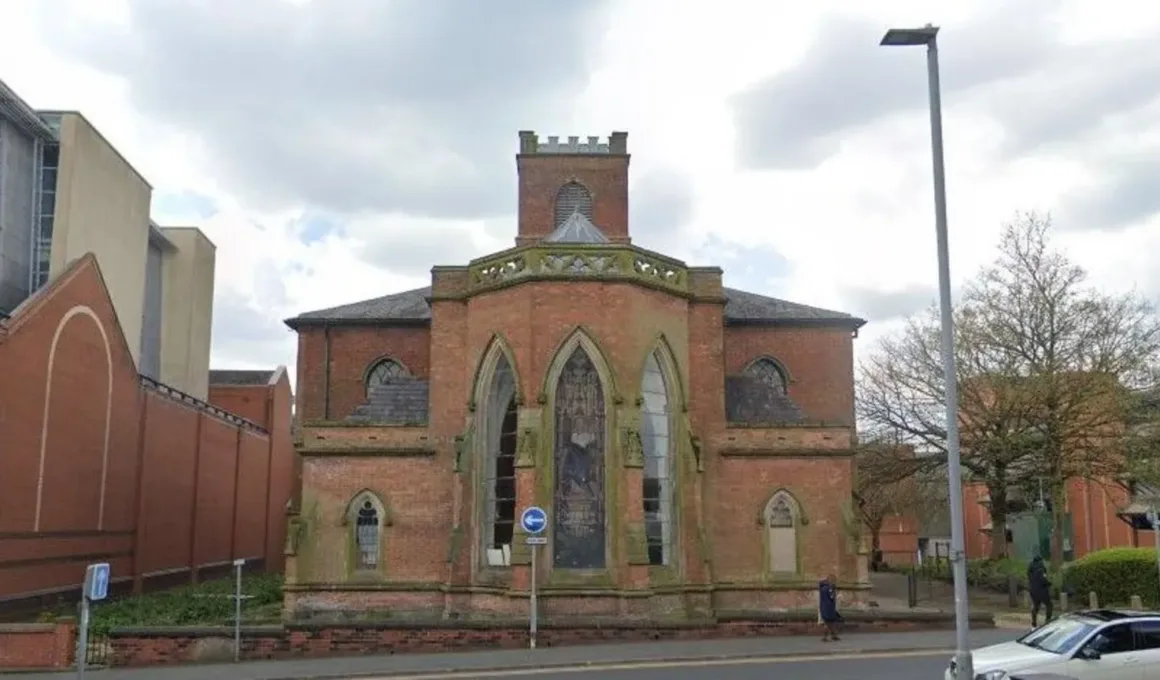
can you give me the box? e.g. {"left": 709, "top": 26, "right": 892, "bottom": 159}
{"left": 74, "top": 573, "right": 284, "bottom": 634}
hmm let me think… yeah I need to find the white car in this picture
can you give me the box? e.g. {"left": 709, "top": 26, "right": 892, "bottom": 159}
{"left": 945, "top": 609, "right": 1160, "bottom": 680}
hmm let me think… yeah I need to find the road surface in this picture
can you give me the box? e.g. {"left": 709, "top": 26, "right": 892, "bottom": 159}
{"left": 356, "top": 648, "right": 955, "bottom": 679}
{"left": 12, "top": 629, "right": 1015, "bottom": 679}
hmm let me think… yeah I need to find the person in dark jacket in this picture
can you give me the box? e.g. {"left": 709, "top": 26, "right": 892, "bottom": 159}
{"left": 818, "top": 574, "right": 841, "bottom": 641}
{"left": 1027, "top": 555, "right": 1053, "bottom": 627}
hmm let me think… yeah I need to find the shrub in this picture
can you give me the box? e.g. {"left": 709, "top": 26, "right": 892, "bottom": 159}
{"left": 1064, "top": 548, "right": 1159, "bottom": 608}
{"left": 922, "top": 557, "right": 1030, "bottom": 592}
{"left": 89, "top": 573, "right": 283, "bottom": 634}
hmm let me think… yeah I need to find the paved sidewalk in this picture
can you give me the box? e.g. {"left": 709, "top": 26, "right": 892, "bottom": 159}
{"left": 3, "top": 628, "right": 1016, "bottom": 680}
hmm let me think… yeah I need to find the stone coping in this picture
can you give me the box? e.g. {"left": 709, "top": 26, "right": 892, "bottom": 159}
{"left": 0, "top": 622, "right": 59, "bottom": 633}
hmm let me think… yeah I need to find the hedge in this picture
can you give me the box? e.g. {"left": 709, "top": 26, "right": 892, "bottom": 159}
{"left": 916, "top": 557, "right": 1071, "bottom": 596}
{"left": 1063, "top": 548, "right": 1160, "bottom": 608}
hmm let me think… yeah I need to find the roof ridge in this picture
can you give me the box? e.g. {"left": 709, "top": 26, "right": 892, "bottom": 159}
{"left": 543, "top": 210, "right": 610, "bottom": 244}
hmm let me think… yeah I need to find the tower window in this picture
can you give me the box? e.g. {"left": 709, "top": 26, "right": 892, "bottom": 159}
{"left": 554, "top": 182, "right": 593, "bottom": 229}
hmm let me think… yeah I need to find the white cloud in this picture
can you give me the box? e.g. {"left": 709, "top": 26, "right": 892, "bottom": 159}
{"left": 2, "top": 0, "right": 1158, "bottom": 386}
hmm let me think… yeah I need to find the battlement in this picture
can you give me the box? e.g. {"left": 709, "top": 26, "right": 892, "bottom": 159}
{"left": 518, "top": 131, "right": 628, "bottom": 155}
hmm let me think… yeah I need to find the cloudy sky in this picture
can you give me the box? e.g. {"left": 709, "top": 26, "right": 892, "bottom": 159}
{"left": 4, "top": 0, "right": 1160, "bottom": 382}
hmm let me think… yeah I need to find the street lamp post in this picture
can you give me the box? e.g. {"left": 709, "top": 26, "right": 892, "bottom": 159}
{"left": 880, "top": 23, "right": 974, "bottom": 680}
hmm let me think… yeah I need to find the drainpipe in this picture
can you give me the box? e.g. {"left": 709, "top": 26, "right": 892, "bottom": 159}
{"left": 323, "top": 322, "right": 332, "bottom": 420}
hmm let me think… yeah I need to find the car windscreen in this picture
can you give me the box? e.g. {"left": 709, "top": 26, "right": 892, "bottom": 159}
{"left": 1017, "top": 616, "right": 1098, "bottom": 655}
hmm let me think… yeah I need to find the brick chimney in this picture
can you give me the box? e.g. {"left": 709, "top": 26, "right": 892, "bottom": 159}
{"left": 515, "top": 131, "right": 630, "bottom": 246}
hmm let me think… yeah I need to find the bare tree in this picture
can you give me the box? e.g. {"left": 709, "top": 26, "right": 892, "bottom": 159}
{"left": 858, "top": 213, "right": 1160, "bottom": 562}
{"left": 964, "top": 213, "right": 1160, "bottom": 564}
{"left": 857, "top": 303, "right": 1044, "bottom": 559}
{"left": 854, "top": 435, "right": 944, "bottom": 563}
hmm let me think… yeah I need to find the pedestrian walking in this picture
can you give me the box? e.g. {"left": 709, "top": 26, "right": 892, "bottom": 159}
{"left": 1027, "top": 555, "right": 1053, "bottom": 627}
{"left": 818, "top": 573, "right": 842, "bottom": 641}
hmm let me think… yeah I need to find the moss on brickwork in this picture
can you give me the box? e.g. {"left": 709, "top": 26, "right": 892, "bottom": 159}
{"left": 625, "top": 524, "right": 649, "bottom": 565}
{"left": 447, "top": 526, "right": 464, "bottom": 564}
{"left": 294, "top": 498, "right": 321, "bottom": 583}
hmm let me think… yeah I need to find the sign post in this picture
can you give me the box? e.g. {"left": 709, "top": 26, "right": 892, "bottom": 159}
{"left": 233, "top": 559, "right": 246, "bottom": 662}
{"left": 76, "top": 563, "right": 110, "bottom": 679}
{"left": 1148, "top": 507, "right": 1160, "bottom": 604}
{"left": 519, "top": 506, "right": 548, "bottom": 650}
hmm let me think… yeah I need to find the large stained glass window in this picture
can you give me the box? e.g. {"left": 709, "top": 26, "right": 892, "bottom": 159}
{"left": 552, "top": 347, "right": 606, "bottom": 569}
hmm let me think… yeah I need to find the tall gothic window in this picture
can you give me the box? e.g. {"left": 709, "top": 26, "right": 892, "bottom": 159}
{"left": 483, "top": 354, "right": 518, "bottom": 566}
{"left": 765, "top": 491, "right": 799, "bottom": 575}
{"left": 745, "top": 357, "right": 788, "bottom": 396}
{"left": 640, "top": 351, "right": 674, "bottom": 566}
{"left": 554, "top": 181, "right": 593, "bottom": 229}
{"left": 553, "top": 347, "right": 606, "bottom": 569}
{"left": 366, "top": 357, "right": 410, "bottom": 398}
{"left": 353, "top": 497, "right": 381, "bottom": 570}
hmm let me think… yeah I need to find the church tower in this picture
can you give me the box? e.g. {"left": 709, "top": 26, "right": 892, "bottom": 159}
{"left": 515, "top": 131, "right": 630, "bottom": 246}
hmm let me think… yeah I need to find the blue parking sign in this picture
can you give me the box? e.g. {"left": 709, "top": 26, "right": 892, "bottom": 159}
{"left": 84, "top": 563, "right": 110, "bottom": 601}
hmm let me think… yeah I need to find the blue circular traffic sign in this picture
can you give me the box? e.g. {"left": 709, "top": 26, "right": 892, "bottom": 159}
{"left": 520, "top": 506, "right": 548, "bottom": 535}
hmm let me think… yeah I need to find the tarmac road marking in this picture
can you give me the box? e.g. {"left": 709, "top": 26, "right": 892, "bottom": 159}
{"left": 347, "top": 648, "right": 955, "bottom": 679}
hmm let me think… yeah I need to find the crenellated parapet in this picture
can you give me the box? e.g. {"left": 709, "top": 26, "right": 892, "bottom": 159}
{"left": 518, "top": 131, "right": 628, "bottom": 155}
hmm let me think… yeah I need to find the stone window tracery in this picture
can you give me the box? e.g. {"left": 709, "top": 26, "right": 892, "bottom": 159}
{"left": 640, "top": 350, "right": 675, "bottom": 566}
{"left": 365, "top": 357, "right": 410, "bottom": 398}
{"left": 482, "top": 353, "right": 518, "bottom": 567}
{"left": 765, "top": 491, "right": 799, "bottom": 575}
{"left": 554, "top": 181, "right": 593, "bottom": 229}
{"left": 349, "top": 493, "right": 384, "bottom": 572}
{"left": 553, "top": 346, "right": 606, "bottom": 569}
{"left": 745, "top": 357, "right": 788, "bottom": 396}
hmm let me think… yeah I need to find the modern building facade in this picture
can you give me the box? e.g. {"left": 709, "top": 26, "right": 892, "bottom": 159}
{"left": 0, "top": 79, "right": 214, "bottom": 399}
{"left": 283, "top": 131, "right": 868, "bottom": 623}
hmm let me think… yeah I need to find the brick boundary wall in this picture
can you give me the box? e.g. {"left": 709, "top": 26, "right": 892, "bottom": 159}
{"left": 107, "top": 611, "right": 995, "bottom": 668}
{"left": 0, "top": 621, "right": 76, "bottom": 670}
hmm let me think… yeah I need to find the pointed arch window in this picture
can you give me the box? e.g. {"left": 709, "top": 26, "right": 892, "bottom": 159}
{"left": 764, "top": 491, "right": 799, "bottom": 575}
{"left": 482, "top": 353, "right": 518, "bottom": 566}
{"left": 554, "top": 181, "right": 593, "bottom": 229}
{"left": 351, "top": 496, "right": 382, "bottom": 571}
{"left": 745, "top": 357, "right": 788, "bottom": 396}
{"left": 640, "top": 350, "right": 675, "bottom": 566}
{"left": 553, "top": 346, "right": 606, "bottom": 569}
{"left": 366, "top": 357, "right": 411, "bottom": 397}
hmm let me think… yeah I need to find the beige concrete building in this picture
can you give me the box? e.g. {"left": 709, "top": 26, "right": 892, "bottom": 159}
{"left": 0, "top": 82, "right": 216, "bottom": 400}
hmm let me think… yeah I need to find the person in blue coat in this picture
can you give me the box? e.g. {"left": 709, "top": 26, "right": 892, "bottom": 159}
{"left": 818, "top": 573, "right": 842, "bottom": 641}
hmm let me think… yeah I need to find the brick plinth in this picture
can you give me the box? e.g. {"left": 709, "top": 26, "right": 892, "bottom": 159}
{"left": 0, "top": 621, "right": 76, "bottom": 670}
{"left": 108, "top": 611, "right": 994, "bottom": 667}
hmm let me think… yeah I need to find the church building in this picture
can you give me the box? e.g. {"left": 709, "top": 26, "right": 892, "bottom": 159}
{"left": 282, "top": 131, "right": 868, "bottom": 622}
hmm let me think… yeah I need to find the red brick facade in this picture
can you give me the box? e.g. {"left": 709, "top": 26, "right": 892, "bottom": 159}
{"left": 0, "top": 255, "right": 294, "bottom": 608}
{"left": 284, "top": 132, "right": 868, "bottom": 622}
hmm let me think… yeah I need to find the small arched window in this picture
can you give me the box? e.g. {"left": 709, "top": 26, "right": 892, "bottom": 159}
{"left": 745, "top": 357, "right": 788, "bottom": 396}
{"left": 554, "top": 181, "right": 593, "bottom": 229}
{"left": 354, "top": 499, "right": 381, "bottom": 570}
{"left": 764, "top": 491, "right": 799, "bottom": 575}
{"left": 366, "top": 357, "right": 411, "bottom": 397}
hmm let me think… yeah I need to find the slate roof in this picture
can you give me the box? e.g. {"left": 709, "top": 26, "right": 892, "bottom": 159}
{"left": 724, "top": 375, "right": 806, "bottom": 425}
{"left": 543, "top": 211, "right": 611, "bottom": 244}
{"left": 286, "top": 286, "right": 865, "bottom": 329}
{"left": 347, "top": 379, "right": 430, "bottom": 425}
{"left": 210, "top": 369, "right": 275, "bottom": 386}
